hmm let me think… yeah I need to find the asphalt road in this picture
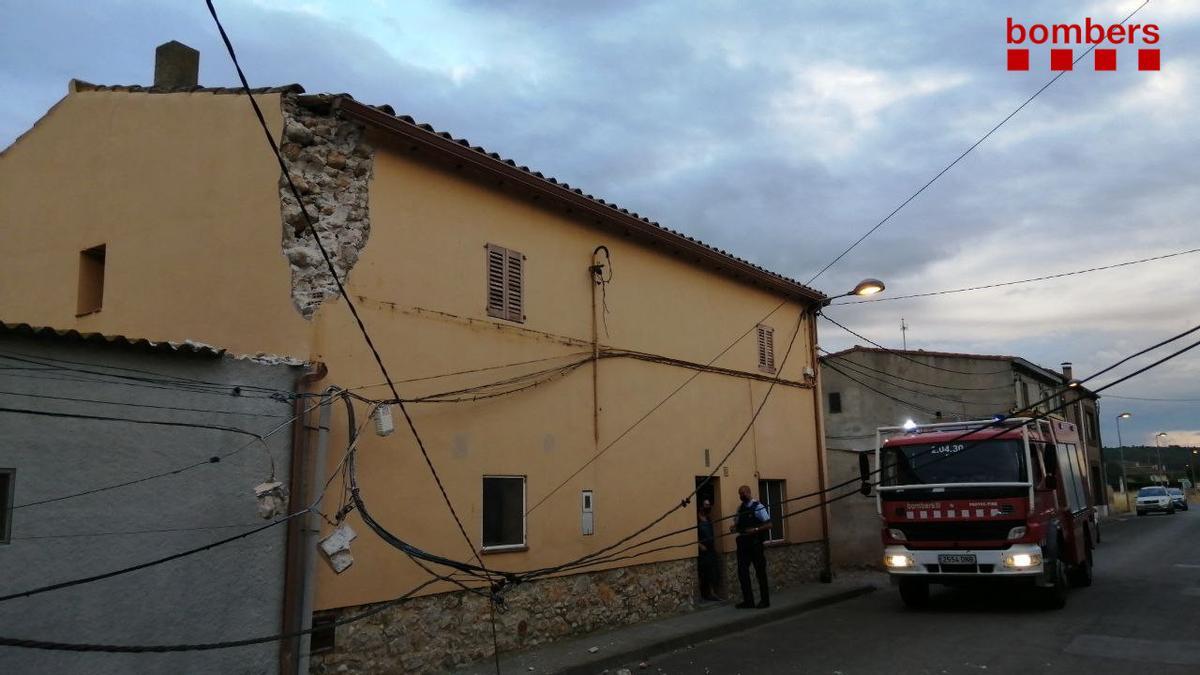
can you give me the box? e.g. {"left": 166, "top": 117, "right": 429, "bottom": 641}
{"left": 619, "top": 510, "right": 1200, "bottom": 674}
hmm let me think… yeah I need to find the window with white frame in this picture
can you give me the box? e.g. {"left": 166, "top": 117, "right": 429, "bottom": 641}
{"left": 482, "top": 475, "right": 526, "bottom": 550}
{"left": 757, "top": 478, "right": 786, "bottom": 543}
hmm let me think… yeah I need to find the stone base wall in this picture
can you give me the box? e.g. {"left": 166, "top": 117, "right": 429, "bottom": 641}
{"left": 715, "top": 540, "right": 826, "bottom": 600}
{"left": 311, "top": 541, "right": 824, "bottom": 674}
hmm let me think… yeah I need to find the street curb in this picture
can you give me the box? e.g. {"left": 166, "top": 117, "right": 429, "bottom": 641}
{"left": 558, "top": 584, "right": 878, "bottom": 675}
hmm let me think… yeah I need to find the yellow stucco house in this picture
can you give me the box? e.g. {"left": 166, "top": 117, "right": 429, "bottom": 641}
{"left": 0, "top": 43, "right": 834, "bottom": 673}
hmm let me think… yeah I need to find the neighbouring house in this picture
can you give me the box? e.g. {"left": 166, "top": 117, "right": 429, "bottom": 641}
{"left": 0, "top": 43, "right": 835, "bottom": 673}
{"left": 0, "top": 322, "right": 302, "bottom": 675}
{"left": 820, "top": 346, "right": 1107, "bottom": 566}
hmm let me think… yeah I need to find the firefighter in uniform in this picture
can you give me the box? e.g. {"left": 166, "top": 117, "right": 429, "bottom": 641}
{"left": 729, "top": 484, "right": 772, "bottom": 608}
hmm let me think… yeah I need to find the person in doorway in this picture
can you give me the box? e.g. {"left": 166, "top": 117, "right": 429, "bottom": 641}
{"left": 696, "top": 499, "right": 720, "bottom": 601}
{"left": 729, "top": 484, "right": 771, "bottom": 608}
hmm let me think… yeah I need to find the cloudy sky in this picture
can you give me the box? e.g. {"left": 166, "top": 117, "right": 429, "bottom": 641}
{"left": 1, "top": 0, "right": 1196, "bottom": 447}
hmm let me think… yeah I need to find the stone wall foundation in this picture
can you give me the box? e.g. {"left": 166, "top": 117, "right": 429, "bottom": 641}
{"left": 311, "top": 542, "right": 823, "bottom": 674}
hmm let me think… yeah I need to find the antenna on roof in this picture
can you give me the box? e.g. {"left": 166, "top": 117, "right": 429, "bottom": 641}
{"left": 901, "top": 317, "right": 908, "bottom": 351}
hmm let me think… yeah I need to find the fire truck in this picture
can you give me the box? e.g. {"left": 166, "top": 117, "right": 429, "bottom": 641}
{"left": 869, "top": 416, "right": 1097, "bottom": 609}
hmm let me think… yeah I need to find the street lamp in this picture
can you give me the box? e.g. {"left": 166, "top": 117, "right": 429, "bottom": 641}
{"left": 1116, "top": 412, "right": 1132, "bottom": 510}
{"left": 820, "top": 278, "right": 886, "bottom": 306}
{"left": 1156, "top": 432, "right": 1168, "bottom": 486}
{"left": 1192, "top": 449, "right": 1199, "bottom": 492}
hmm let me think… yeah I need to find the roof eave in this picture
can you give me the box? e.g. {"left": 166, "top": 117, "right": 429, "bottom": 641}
{"left": 332, "top": 97, "right": 826, "bottom": 306}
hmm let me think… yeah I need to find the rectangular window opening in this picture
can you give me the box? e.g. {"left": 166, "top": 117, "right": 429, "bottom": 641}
{"left": 77, "top": 244, "right": 107, "bottom": 316}
{"left": 0, "top": 469, "right": 14, "bottom": 544}
{"left": 485, "top": 243, "right": 525, "bottom": 324}
{"left": 483, "top": 475, "right": 526, "bottom": 550}
{"left": 756, "top": 479, "right": 786, "bottom": 543}
{"left": 756, "top": 325, "right": 775, "bottom": 373}
{"left": 828, "top": 392, "right": 842, "bottom": 414}
{"left": 309, "top": 614, "right": 336, "bottom": 655}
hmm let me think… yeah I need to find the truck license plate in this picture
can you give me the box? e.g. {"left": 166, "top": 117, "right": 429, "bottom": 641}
{"left": 938, "top": 554, "right": 977, "bottom": 565}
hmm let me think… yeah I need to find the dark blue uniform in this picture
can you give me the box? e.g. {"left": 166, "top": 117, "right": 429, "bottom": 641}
{"left": 735, "top": 499, "right": 770, "bottom": 607}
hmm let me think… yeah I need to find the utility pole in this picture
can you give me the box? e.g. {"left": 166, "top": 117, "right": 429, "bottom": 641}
{"left": 1156, "top": 432, "right": 1168, "bottom": 485}
{"left": 1116, "top": 412, "right": 1132, "bottom": 511}
{"left": 901, "top": 317, "right": 908, "bottom": 351}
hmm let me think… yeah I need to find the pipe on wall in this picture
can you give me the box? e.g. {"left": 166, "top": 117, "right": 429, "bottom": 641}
{"left": 280, "top": 362, "right": 326, "bottom": 675}
{"left": 808, "top": 310, "right": 834, "bottom": 583}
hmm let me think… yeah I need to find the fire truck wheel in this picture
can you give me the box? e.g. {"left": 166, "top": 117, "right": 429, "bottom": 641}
{"left": 898, "top": 578, "right": 929, "bottom": 608}
{"left": 1041, "top": 558, "right": 1069, "bottom": 610}
{"left": 1069, "top": 545, "right": 1093, "bottom": 588}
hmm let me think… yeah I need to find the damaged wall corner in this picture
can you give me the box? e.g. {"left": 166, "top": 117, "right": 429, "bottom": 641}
{"left": 278, "top": 95, "right": 375, "bottom": 319}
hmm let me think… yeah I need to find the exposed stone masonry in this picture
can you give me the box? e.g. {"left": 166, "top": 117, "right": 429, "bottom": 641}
{"left": 311, "top": 542, "right": 823, "bottom": 674}
{"left": 278, "top": 96, "right": 374, "bottom": 318}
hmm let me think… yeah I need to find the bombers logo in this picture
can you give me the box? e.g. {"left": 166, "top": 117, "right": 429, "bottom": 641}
{"left": 1007, "top": 17, "right": 1160, "bottom": 71}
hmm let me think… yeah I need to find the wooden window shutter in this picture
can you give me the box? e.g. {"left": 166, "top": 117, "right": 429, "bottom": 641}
{"left": 485, "top": 243, "right": 525, "bottom": 323}
{"left": 486, "top": 244, "right": 507, "bottom": 319}
{"left": 757, "top": 325, "right": 775, "bottom": 373}
{"left": 505, "top": 248, "right": 524, "bottom": 323}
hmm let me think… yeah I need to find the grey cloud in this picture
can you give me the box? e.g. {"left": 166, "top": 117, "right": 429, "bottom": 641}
{"left": 1, "top": 0, "right": 1196, "bottom": 438}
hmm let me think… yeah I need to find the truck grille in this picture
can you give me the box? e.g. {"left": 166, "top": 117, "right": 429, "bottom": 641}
{"left": 898, "top": 520, "right": 1021, "bottom": 543}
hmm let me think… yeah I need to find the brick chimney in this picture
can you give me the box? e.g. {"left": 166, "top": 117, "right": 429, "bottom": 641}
{"left": 154, "top": 40, "right": 199, "bottom": 89}
{"left": 1061, "top": 362, "right": 1073, "bottom": 381}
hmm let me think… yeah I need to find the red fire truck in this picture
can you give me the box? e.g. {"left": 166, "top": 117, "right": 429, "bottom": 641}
{"left": 871, "top": 416, "right": 1097, "bottom": 609}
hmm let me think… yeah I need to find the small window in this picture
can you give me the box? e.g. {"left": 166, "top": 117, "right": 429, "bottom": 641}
{"left": 485, "top": 243, "right": 525, "bottom": 323}
{"left": 77, "top": 244, "right": 107, "bottom": 316}
{"left": 483, "top": 476, "right": 526, "bottom": 550}
{"left": 1019, "top": 381, "right": 1030, "bottom": 409}
{"left": 828, "top": 392, "right": 842, "bottom": 414}
{"left": 756, "top": 479, "right": 786, "bottom": 543}
{"left": 309, "top": 614, "right": 336, "bottom": 655}
{"left": 756, "top": 325, "right": 775, "bottom": 373}
{"left": 0, "top": 468, "right": 14, "bottom": 544}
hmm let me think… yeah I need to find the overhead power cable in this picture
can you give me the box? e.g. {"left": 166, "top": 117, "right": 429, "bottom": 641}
{"left": 0, "top": 406, "right": 264, "bottom": 439}
{"left": 0, "top": 577, "right": 440, "bottom": 653}
{"left": 0, "top": 388, "right": 289, "bottom": 418}
{"left": 818, "top": 348, "right": 1013, "bottom": 391}
{"left": 832, "top": 246, "right": 1200, "bottom": 305}
{"left": 820, "top": 314, "right": 1013, "bottom": 375}
{"left": 204, "top": 12, "right": 498, "bottom": 663}
{"left": 11, "top": 523, "right": 268, "bottom": 541}
{"left": 0, "top": 367, "right": 286, "bottom": 400}
{"left": 0, "top": 512, "right": 305, "bottom": 604}
{"left": 6, "top": 321, "right": 1197, "bottom": 650}
{"left": 0, "top": 351, "right": 287, "bottom": 396}
{"left": 804, "top": 0, "right": 1151, "bottom": 284}
{"left": 343, "top": 350, "right": 595, "bottom": 392}
{"left": 820, "top": 361, "right": 945, "bottom": 416}
{"left": 12, "top": 398, "right": 324, "bottom": 510}
{"left": 525, "top": 299, "right": 792, "bottom": 515}
{"left": 543, "top": 324, "right": 1200, "bottom": 574}
{"left": 0, "top": 404, "right": 369, "bottom": 605}
{"left": 819, "top": 355, "right": 1012, "bottom": 407}
{"left": 518, "top": 310, "right": 806, "bottom": 580}
{"left": 1103, "top": 394, "right": 1200, "bottom": 402}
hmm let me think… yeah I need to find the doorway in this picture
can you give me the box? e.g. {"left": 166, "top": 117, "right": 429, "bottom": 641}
{"left": 695, "top": 476, "right": 724, "bottom": 599}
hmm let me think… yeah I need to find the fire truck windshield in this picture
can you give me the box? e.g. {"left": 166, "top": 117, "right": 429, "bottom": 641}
{"left": 880, "top": 439, "right": 1027, "bottom": 487}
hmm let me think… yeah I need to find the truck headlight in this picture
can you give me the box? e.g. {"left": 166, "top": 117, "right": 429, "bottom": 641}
{"left": 887, "top": 528, "right": 907, "bottom": 542}
{"left": 1007, "top": 526, "right": 1027, "bottom": 541}
{"left": 885, "top": 553, "right": 915, "bottom": 568}
{"left": 1004, "top": 552, "right": 1042, "bottom": 568}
